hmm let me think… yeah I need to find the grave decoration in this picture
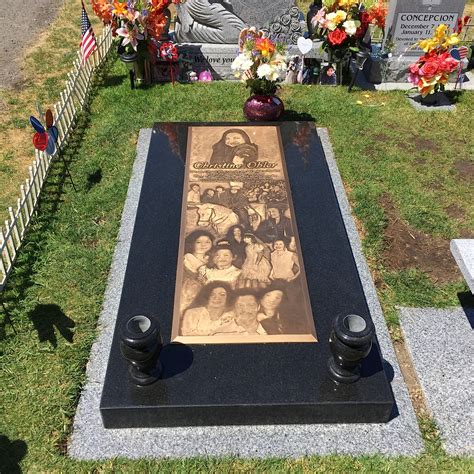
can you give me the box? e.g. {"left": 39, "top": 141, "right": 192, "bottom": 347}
{"left": 99, "top": 122, "right": 395, "bottom": 427}
{"left": 90, "top": 0, "right": 184, "bottom": 86}
{"left": 232, "top": 29, "right": 287, "bottom": 121}
{"left": 309, "top": 0, "right": 386, "bottom": 85}
{"left": 407, "top": 23, "right": 464, "bottom": 103}
{"left": 380, "top": 0, "right": 466, "bottom": 83}
{"left": 30, "top": 110, "right": 58, "bottom": 156}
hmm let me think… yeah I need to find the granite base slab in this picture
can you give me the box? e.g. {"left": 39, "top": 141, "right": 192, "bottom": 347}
{"left": 451, "top": 239, "right": 474, "bottom": 294}
{"left": 68, "top": 127, "right": 422, "bottom": 459}
{"left": 407, "top": 92, "right": 456, "bottom": 112}
{"left": 400, "top": 307, "right": 474, "bottom": 455}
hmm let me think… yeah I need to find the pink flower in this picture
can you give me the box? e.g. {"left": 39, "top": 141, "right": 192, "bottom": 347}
{"left": 116, "top": 25, "right": 144, "bottom": 51}
{"left": 311, "top": 7, "right": 326, "bottom": 27}
{"left": 408, "top": 62, "right": 420, "bottom": 74}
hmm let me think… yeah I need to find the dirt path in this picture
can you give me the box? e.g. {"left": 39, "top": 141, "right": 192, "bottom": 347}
{"left": 0, "top": 0, "right": 63, "bottom": 88}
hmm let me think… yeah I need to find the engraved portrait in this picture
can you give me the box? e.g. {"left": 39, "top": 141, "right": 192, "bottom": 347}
{"left": 172, "top": 126, "right": 317, "bottom": 343}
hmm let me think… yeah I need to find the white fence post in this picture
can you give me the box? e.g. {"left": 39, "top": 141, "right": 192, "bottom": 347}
{"left": 0, "top": 26, "right": 112, "bottom": 293}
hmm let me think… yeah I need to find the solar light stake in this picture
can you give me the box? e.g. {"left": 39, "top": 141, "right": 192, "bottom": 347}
{"left": 348, "top": 49, "right": 370, "bottom": 92}
{"left": 327, "top": 313, "right": 374, "bottom": 384}
{"left": 120, "top": 314, "right": 163, "bottom": 386}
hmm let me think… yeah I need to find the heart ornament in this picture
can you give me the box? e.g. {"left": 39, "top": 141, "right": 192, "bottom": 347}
{"left": 297, "top": 37, "right": 313, "bottom": 55}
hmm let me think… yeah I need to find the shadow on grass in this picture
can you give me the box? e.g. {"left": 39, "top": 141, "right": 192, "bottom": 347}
{"left": 281, "top": 110, "right": 315, "bottom": 121}
{"left": 28, "top": 304, "right": 75, "bottom": 348}
{"left": 0, "top": 57, "right": 115, "bottom": 340}
{"left": 86, "top": 168, "right": 102, "bottom": 191}
{"left": 0, "top": 434, "right": 27, "bottom": 474}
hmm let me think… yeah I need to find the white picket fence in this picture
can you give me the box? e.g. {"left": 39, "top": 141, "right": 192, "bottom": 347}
{"left": 0, "top": 26, "right": 113, "bottom": 294}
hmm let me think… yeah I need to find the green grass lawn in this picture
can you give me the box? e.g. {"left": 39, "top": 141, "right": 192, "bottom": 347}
{"left": 0, "top": 56, "right": 473, "bottom": 471}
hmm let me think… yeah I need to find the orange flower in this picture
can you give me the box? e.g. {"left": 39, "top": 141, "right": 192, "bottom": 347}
{"left": 147, "top": 9, "right": 167, "bottom": 40}
{"left": 91, "top": 0, "right": 113, "bottom": 24}
{"left": 112, "top": 1, "right": 127, "bottom": 16}
{"left": 255, "top": 37, "right": 275, "bottom": 57}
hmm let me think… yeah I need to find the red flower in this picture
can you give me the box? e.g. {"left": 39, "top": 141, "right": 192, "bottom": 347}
{"left": 355, "top": 24, "right": 368, "bottom": 38}
{"left": 419, "top": 59, "right": 438, "bottom": 78}
{"left": 359, "top": 11, "right": 370, "bottom": 25}
{"left": 328, "top": 28, "right": 347, "bottom": 46}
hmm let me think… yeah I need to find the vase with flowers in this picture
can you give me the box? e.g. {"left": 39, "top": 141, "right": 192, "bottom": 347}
{"left": 231, "top": 28, "right": 287, "bottom": 121}
{"left": 407, "top": 21, "right": 469, "bottom": 105}
{"left": 91, "top": 0, "right": 182, "bottom": 86}
{"left": 310, "top": 0, "right": 387, "bottom": 85}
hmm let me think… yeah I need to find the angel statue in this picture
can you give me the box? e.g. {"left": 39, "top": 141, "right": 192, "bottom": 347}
{"left": 174, "top": 0, "right": 247, "bottom": 44}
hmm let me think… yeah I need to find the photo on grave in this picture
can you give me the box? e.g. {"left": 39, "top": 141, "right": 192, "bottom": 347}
{"left": 171, "top": 125, "right": 317, "bottom": 344}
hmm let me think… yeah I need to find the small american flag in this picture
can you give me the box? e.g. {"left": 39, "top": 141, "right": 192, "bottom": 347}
{"left": 458, "top": 46, "right": 469, "bottom": 60}
{"left": 81, "top": 1, "right": 97, "bottom": 64}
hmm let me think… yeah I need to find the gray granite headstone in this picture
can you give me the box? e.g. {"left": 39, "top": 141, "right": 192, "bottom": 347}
{"left": 175, "top": 0, "right": 305, "bottom": 44}
{"left": 372, "top": 0, "right": 466, "bottom": 83}
{"left": 385, "top": 0, "right": 466, "bottom": 56}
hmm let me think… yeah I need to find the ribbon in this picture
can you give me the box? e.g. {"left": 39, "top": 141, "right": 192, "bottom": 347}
{"left": 159, "top": 42, "right": 178, "bottom": 85}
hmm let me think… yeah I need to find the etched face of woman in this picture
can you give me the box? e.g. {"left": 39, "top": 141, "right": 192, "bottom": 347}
{"left": 207, "top": 189, "right": 215, "bottom": 197}
{"left": 225, "top": 132, "right": 246, "bottom": 147}
{"left": 243, "top": 236, "right": 252, "bottom": 244}
{"left": 194, "top": 235, "right": 212, "bottom": 255}
{"left": 261, "top": 290, "right": 284, "bottom": 312}
{"left": 207, "top": 287, "right": 228, "bottom": 309}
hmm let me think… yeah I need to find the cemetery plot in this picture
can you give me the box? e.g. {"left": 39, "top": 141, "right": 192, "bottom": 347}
{"left": 100, "top": 122, "right": 394, "bottom": 428}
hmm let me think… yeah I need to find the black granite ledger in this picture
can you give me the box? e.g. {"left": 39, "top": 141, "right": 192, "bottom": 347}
{"left": 100, "top": 122, "right": 395, "bottom": 427}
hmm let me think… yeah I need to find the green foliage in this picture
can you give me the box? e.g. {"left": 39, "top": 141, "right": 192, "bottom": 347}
{"left": 0, "top": 57, "right": 473, "bottom": 471}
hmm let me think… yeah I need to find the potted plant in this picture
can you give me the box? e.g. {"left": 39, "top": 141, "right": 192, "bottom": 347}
{"left": 231, "top": 29, "right": 287, "bottom": 121}
{"left": 407, "top": 23, "right": 464, "bottom": 105}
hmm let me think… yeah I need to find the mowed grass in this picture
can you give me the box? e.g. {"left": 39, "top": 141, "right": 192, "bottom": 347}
{"left": 0, "top": 54, "right": 473, "bottom": 471}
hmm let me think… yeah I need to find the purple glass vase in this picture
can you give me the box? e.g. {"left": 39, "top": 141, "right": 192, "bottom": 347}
{"left": 243, "top": 94, "right": 284, "bottom": 121}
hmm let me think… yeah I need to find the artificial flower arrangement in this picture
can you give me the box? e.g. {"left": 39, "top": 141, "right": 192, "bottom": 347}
{"left": 407, "top": 22, "right": 467, "bottom": 97}
{"left": 310, "top": 0, "right": 387, "bottom": 57}
{"left": 231, "top": 28, "right": 287, "bottom": 95}
{"left": 91, "top": 0, "right": 181, "bottom": 52}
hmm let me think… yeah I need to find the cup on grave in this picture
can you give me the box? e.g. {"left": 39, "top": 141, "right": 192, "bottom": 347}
{"left": 120, "top": 314, "right": 163, "bottom": 386}
{"left": 327, "top": 313, "right": 374, "bottom": 384}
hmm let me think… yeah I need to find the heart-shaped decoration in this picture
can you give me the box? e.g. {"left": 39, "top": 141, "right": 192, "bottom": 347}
{"left": 297, "top": 37, "right": 313, "bottom": 55}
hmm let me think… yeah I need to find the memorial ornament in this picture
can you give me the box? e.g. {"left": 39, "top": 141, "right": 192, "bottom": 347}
{"left": 90, "top": 0, "right": 185, "bottom": 85}
{"left": 309, "top": 0, "right": 386, "bottom": 85}
{"left": 407, "top": 22, "right": 467, "bottom": 98}
{"left": 231, "top": 30, "right": 287, "bottom": 120}
{"left": 30, "top": 110, "right": 59, "bottom": 156}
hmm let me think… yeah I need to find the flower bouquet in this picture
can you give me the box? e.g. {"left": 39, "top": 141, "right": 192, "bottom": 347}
{"left": 232, "top": 29, "right": 287, "bottom": 121}
{"left": 407, "top": 23, "right": 464, "bottom": 98}
{"left": 91, "top": 0, "right": 181, "bottom": 84}
{"left": 310, "top": 0, "right": 386, "bottom": 84}
{"left": 310, "top": 0, "right": 386, "bottom": 58}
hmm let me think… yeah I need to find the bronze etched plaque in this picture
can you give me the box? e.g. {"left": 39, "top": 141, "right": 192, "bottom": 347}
{"left": 171, "top": 126, "right": 317, "bottom": 344}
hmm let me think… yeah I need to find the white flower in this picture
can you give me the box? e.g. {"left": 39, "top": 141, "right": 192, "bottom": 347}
{"left": 231, "top": 53, "right": 253, "bottom": 72}
{"left": 326, "top": 10, "right": 347, "bottom": 31}
{"left": 342, "top": 19, "right": 361, "bottom": 36}
{"left": 257, "top": 63, "right": 279, "bottom": 81}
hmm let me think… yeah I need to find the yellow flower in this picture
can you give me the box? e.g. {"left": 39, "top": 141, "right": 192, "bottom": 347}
{"left": 418, "top": 38, "right": 437, "bottom": 53}
{"left": 338, "top": 0, "right": 359, "bottom": 11}
{"left": 434, "top": 24, "right": 447, "bottom": 39}
{"left": 443, "top": 33, "right": 459, "bottom": 48}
